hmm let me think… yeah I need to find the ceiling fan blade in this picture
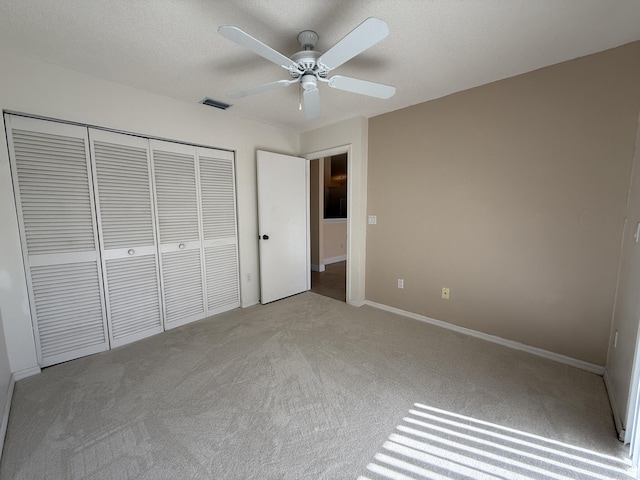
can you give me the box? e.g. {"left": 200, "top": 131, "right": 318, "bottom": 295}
{"left": 303, "top": 87, "right": 320, "bottom": 119}
{"left": 328, "top": 75, "right": 396, "bottom": 99}
{"left": 218, "top": 26, "right": 298, "bottom": 70}
{"left": 317, "top": 17, "right": 389, "bottom": 71}
{"left": 228, "top": 79, "right": 297, "bottom": 98}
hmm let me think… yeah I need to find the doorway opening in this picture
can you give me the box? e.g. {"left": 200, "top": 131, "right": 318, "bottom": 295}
{"left": 309, "top": 153, "right": 347, "bottom": 302}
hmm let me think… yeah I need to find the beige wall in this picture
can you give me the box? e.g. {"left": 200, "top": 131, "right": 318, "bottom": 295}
{"left": 324, "top": 220, "right": 347, "bottom": 260}
{"left": 0, "top": 46, "right": 299, "bottom": 374}
{"left": 367, "top": 42, "right": 640, "bottom": 366}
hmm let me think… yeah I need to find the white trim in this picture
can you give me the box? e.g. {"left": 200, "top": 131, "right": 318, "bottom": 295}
{"left": 324, "top": 255, "right": 346, "bottom": 265}
{"left": 303, "top": 144, "right": 353, "bottom": 304}
{"left": 624, "top": 303, "right": 640, "bottom": 447}
{"left": 604, "top": 369, "right": 627, "bottom": 441}
{"left": 306, "top": 159, "right": 311, "bottom": 291}
{"left": 4, "top": 110, "right": 235, "bottom": 153}
{"left": 0, "top": 373, "right": 16, "bottom": 462}
{"left": 311, "top": 264, "right": 325, "bottom": 272}
{"left": 364, "top": 300, "right": 605, "bottom": 375}
{"left": 12, "top": 366, "right": 40, "bottom": 381}
{"left": 324, "top": 218, "right": 347, "bottom": 224}
{"left": 303, "top": 145, "right": 351, "bottom": 160}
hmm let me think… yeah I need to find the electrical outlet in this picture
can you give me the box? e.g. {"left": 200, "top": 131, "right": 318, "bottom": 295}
{"left": 398, "top": 279, "right": 404, "bottom": 289}
{"left": 368, "top": 215, "right": 377, "bottom": 225}
{"left": 441, "top": 287, "right": 450, "bottom": 299}
{"left": 247, "top": 273, "right": 252, "bottom": 283}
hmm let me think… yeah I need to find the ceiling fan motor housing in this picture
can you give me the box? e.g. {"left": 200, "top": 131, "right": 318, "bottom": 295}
{"left": 291, "top": 50, "right": 323, "bottom": 77}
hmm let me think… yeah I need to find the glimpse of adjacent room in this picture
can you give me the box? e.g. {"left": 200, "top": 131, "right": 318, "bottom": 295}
{"left": 310, "top": 153, "right": 348, "bottom": 302}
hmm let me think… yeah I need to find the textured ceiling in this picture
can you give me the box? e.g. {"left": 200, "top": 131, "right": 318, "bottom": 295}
{"left": 1, "top": 0, "right": 639, "bottom": 133}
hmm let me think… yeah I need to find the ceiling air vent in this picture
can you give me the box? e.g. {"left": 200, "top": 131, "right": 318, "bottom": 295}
{"left": 200, "top": 98, "right": 232, "bottom": 110}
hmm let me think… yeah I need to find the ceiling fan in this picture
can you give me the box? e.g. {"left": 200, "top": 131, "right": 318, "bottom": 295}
{"left": 218, "top": 17, "right": 396, "bottom": 119}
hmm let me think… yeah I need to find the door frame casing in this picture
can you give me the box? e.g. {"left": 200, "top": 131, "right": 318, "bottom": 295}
{"left": 304, "top": 145, "right": 352, "bottom": 304}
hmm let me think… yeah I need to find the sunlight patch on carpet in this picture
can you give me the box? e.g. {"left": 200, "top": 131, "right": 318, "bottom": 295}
{"left": 359, "top": 403, "right": 635, "bottom": 480}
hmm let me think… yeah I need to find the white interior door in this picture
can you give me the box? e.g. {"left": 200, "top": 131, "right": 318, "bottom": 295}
{"left": 257, "top": 150, "right": 309, "bottom": 304}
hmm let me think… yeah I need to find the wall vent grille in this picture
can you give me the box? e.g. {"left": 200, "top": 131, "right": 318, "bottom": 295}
{"left": 200, "top": 98, "right": 232, "bottom": 110}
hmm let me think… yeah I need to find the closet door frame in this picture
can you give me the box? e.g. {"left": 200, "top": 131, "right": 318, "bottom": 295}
{"left": 89, "top": 129, "right": 165, "bottom": 347}
{"left": 6, "top": 113, "right": 241, "bottom": 367}
{"left": 5, "top": 114, "right": 110, "bottom": 366}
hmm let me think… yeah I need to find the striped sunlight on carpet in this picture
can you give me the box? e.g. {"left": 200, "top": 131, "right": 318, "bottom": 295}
{"left": 361, "top": 403, "right": 635, "bottom": 480}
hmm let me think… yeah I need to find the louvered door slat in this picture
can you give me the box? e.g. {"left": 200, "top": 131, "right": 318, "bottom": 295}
{"left": 90, "top": 130, "right": 163, "bottom": 348}
{"left": 205, "top": 244, "right": 240, "bottom": 313}
{"left": 161, "top": 249, "right": 205, "bottom": 326}
{"left": 12, "top": 129, "right": 96, "bottom": 255}
{"left": 199, "top": 155, "right": 237, "bottom": 241}
{"left": 6, "top": 115, "right": 109, "bottom": 367}
{"left": 93, "top": 139, "right": 156, "bottom": 249}
{"left": 198, "top": 149, "right": 240, "bottom": 315}
{"left": 30, "top": 261, "right": 106, "bottom": 363}
{"left": 105, "top": 256, "right": 162, "bottom": 341}
{"left": 152, "top": 149, "right": 200, "bottom": 244}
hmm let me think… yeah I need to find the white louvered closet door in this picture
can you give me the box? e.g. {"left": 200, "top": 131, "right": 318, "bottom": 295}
{"left": 5, "top": 115, "right": 109, "bottom": 367}
{"left": 198, "top": 148, "right": 240, "bottom": 315}
{"left": 89, "top": 130, "right": 164, "bottom": 347}
{"left": 151, "top": 140, "right": 206, "bottom": 329}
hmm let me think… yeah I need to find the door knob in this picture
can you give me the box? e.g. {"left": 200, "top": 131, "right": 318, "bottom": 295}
{"left": 262, "top": 235, "right": 269, "bottom": 240}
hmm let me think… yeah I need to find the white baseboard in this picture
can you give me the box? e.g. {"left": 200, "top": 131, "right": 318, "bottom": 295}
{"left": 0, "top": 373, "right": 16, "bottom": 462}
{"left": 604, "top": 369, "right": 626, "bottom": 441}
{"left": 311, "top": 264, "right": 325, "bottom": 272}
{"left": 364, "top": 300, "right": 605, "bottom": 375}
{"left": 324, "top": 255, "right": 346, "bottom": 265}
{"left": 13, "top": 366, "right": 40, "bottom": 381}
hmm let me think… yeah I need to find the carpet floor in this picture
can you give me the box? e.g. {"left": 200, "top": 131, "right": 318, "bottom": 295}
{"left": 0, "top": 292, "right": 632, "bottom": 479}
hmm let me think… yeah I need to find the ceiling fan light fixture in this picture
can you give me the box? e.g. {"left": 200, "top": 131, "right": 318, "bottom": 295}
{"left": 297, "top": 30, "right": 319, "bottom": 51}
{"left": 301, "top": 74, "right": 318, "bottom": 91}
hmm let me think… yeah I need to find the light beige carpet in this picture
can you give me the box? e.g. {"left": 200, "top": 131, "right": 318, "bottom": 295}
{"left": 0, "top": 292, "right": 632, "bottom": 479}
